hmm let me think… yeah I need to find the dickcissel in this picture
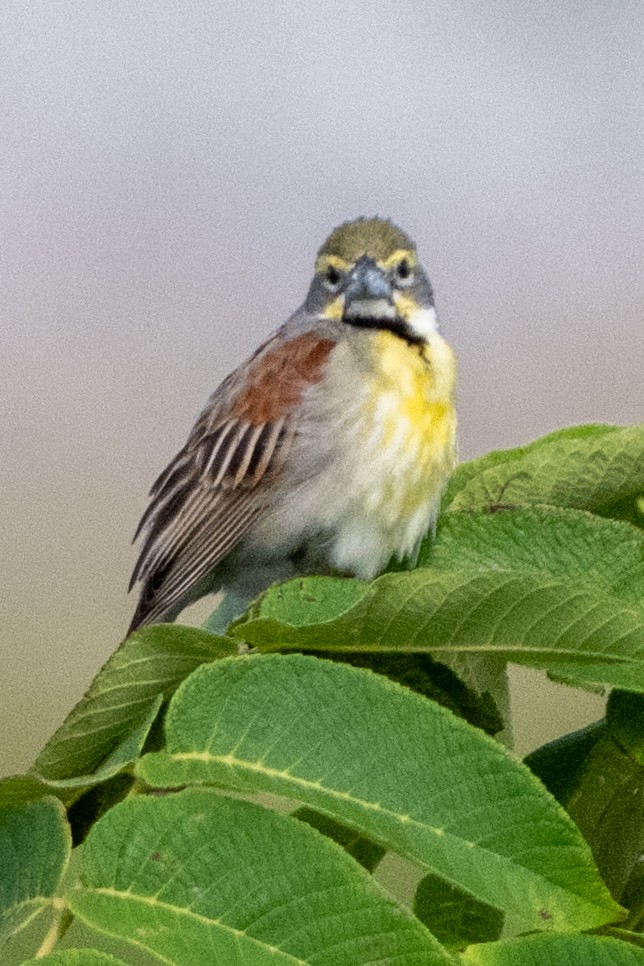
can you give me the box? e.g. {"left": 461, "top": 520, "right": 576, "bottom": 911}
{"left": 128, "top": 217, "right": 457, "bottom": 634}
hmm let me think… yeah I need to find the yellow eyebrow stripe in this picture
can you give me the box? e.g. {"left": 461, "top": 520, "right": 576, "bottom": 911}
{"left": 315, "top": 253, "right": 351, "bottom": 274}
{"left": 378, "top": 248, "right": 417, "bottom": 270}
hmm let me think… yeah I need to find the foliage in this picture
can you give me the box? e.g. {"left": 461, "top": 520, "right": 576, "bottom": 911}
{"left": 2, "top": 423, "right": 644, "bottom": 964}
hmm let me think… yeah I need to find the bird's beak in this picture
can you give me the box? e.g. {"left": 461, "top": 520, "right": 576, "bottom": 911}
{"left": 343, "top": 256, "right": 395, "bottom": 321}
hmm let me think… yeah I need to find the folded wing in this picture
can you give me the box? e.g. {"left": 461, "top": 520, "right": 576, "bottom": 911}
{"left": 128, "top": 331, "right": 335, "bottom": 633}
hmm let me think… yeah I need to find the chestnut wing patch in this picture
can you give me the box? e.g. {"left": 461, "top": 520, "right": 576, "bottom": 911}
{"left": 232, "top": 332, "right": 335, "bottom": 424}
{"left": 128, "top": 333, "right": 335, "bottom": 631}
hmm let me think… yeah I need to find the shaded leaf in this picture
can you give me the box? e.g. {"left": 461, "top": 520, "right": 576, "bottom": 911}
{"left": 460, "top": 933, "right": 644, "bottom": 965}
{"left": 0, "top": 797, "right": 71, "bottom": 948}
{"left": 33, "top": 625, "right": 235, "bottom": 786}
{"left": 524, "top": 721, "right": 606, "bottom": 806}
{"left": 608, "top": 690, "right": 644, "bottom": 766}
{"left": 137, "top": 654, "right": 623, "bottom": 932}
{"left": 566, "top": 694, "right": 644, "bottom": 907}
{"left": 33, "top": 697, "right": 162, "bottom": 797}
{"left": 527, "top": 696, "right": 644, "bottom": 918}
{"left": 413, "top": 873, "right": 503, "bottom": 950}
{"left": 67, "top": 773, "right": 135, "bottom": 847}
{"left": 293, "top": 807, "right": 386, "bottom": 872}
{"left": 69, "top": 788, "right": 451, "bottom": 965}
{"left": 603, "top": 929, "right": 644, "bottom": 950}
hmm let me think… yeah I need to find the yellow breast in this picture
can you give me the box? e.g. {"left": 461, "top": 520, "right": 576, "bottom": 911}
{"left": 364, "top": 329, "right": 457, "bottom": 524}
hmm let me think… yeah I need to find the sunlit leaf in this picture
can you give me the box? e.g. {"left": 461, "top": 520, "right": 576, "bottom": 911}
{"left": 0, "top": 797, "right": 70, "bottom": 949}
{"left": 233, "top": 509, "right": 644, "bottom": 694}
{"left": 442, "top": 423, "right": 644, "bottom": 520}
{"left": 68, "top": 788, "right": 451, "bottom": 965}
{"left": 137, "top": 654, "right": 623, "bottom": 932}
{"left": 33, "top": 625, "right": 235, "bottom": 787}
{"left": 22, "top": 952, "right": 129, "bottom": 965}
{"left": 460, "top": 933, "right": 644, "bottom": 965}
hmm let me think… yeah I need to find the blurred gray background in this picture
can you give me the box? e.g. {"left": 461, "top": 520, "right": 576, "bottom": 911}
{"left": 2, "top": 1, "right": 642, "bottom": 776}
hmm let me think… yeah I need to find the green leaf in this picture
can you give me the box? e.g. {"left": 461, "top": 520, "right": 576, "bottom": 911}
{"left": 34, "top": 697, "right": 162, "bottom": 798}
{"left": 68, "top": 788, "right": 451, "bottom": 966}
{"left": 136, "top": 654, "right": 623, "bottom": 932}
{"left": 444, "top": 425, "right": 621, "bottom": 504}
{"left": 524, "top": 721, "right": 606, "bottom": 805}
{"left": 33, "top": 625, "right": 235, "bottom": 787}
{"left": 604, "top": 929, "right": 644, "bottom": 950}
{"left": 430, "top": 508, "right": 644, "bottom": 603}
{"left": 22, "top": 953, "right": 129, "bottom": 965}
{"left": 293, "top": 807, "right": 387, "bottom": 872}
{"left": 0, "top": 774, "right": 53, "bottom": 809}
{"left": 460, "top": 933, "right": 644, "bottom": 965}
{"left": 67, "top": 773, "right": 135, "bottom": 847}
{"left": 565, "top": 694, "right": 644, "bottom": 908}
{"left": 233, "top": 509, "right": 644, "bottom": 693}
{"left": 442, "top": 423, "right": 644, "bottom": 519}
{"left": 526, "top": 696, "right": 644, "bottom": 921}
{"left": 413, "top": 874, "right": 503, "bottom": 950}
{"left": 608, "top": 690, "right": 644, "bottom": 766}
{"left": 0, "top": 797, "right": 71, "bottom": 948}
{"left": 301, "top": 651, "right": 504, "bottom": 735}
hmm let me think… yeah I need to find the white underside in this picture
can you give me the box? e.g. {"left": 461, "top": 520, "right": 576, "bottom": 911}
{"left": 236, "top": 328, "right": 456, "bottom": 579}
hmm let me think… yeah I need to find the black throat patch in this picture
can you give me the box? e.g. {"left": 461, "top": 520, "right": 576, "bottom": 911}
{"left": 343, "top": 315, "right": 426, "bottom": 347}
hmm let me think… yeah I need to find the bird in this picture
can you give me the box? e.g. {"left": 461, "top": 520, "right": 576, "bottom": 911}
{"left": 127, "top": 217, "right": 457, "bottom": 636}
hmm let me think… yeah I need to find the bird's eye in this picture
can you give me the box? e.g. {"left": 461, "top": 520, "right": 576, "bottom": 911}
{"left": 325, "top": 266, "right": 342, "bottom": 289}
{"left": 396, "top": 258, "right": 413, "bottom": 282}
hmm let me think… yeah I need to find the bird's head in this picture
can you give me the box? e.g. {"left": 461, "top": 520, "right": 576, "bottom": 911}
{"left": 305, "top": 217, "right": 437, "bottom": 344}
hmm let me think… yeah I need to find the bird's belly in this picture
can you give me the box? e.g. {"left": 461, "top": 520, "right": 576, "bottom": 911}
{"left": 325, "top": 336, "right": 456, "bottom": 574}
{"left": 249, "top": 330, "right": 457, "bottom": 579}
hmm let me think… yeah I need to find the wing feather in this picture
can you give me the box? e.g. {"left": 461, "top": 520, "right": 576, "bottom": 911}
{"left": 133, "top": 490, "right": 266, "bottom": 628}
{"left": 128, "top": 331, "right": 335, "bottom": 633}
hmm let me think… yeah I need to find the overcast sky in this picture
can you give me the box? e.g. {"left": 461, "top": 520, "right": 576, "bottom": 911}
{"left": 1, "top": 1, "right": 642, "bottom": 771}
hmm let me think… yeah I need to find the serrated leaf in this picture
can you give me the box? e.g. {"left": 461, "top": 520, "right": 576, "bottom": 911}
{"left": 302, "top": 650, "right": 504, "bottom": 734}
{"left": 68, "top": 788, "right": 451, "bottom": 966}
{"left": 34, "top": 697, "right": 162, "bottom": 798}
{"left": 442, "top": 423, "right": 644, "bottom": 519}
{"left": 0, "top": 797, "right": 71, "bottom": 948}
{"left": 414, "top": 874, "right": 503, "bottom": 950}
{"left": 33, "top": 625, "right": 235, "bottom": 787}
{"left": 524, "top": 721, "right": 606, "bottom": 805}
{"left": 0, "top": 775, "right": 53, "bottom": 809}
{"left": 22, "top": 952, "right": 129, "bottom": 965}
{"left": 460, "top": 933, "right": 644, "bottom": 965}
{"left": 444, "top": 425, "right": 621, "bottom": 503}
{"left": 608, "top": 691, "right": 644, "bottom": 767}
{"left": 293, "top": 807, "right": 387, "bottom": 872}
{"left": 136, "top": 654, "right": 623, "bottom": 932}
{"left": 233, "top": 509, "right": 644, "bottom": 693}
{"left": 565, "top": 694, "right": 644, "bottom": 907}
{"left": 429, "top": 508, "right": 644, "bottom": 603}
{"left": 526, "top": 698, "right": 644, "bottom": 920}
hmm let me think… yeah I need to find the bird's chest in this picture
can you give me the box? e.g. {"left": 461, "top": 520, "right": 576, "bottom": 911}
{"left": 344, "top": 331, "right": 457, "bottom": 515}
{"left": 268, "top": 329, "right": 457, "bottom": 578}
